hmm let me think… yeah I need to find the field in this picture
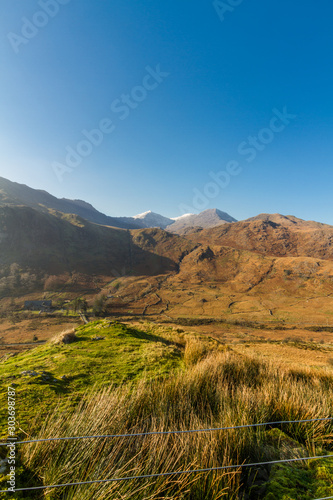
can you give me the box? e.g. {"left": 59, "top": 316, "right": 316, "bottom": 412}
{"left": 0, "top": 317, "right": 332, "bottom": 499}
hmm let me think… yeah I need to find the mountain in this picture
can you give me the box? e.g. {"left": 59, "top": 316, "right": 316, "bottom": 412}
{"left": 181, "top": 214, "right": 333, "bottom": 261}
{"left": 118, "top": 214, "right": 333, "bottom": 322}
{"left": 166, "top": 209, "right": 237, "bottom": 233}
{"left": 0, "top": 176, "right": 140, "bottom": 230}
{"left": 124, "top": 209, "right": 236, "bottom": 231}
{"left": 0, "top": 177, "right": 236, "bottom": 231}
{"left": 0, "top": 205, "right": 196, "bottom": 296}
{"left": 132, "top": 211, "right": 174, "bottom": 229}
{"left": 2, "top": 201, "right": 333, "bottom": 323}
{"left": 109, "top": 214, "right": 333, "bottom": 322}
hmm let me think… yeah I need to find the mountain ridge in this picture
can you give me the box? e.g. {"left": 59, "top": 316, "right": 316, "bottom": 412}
{"left": 0, "top": 176, "right": 141, "bottom": 229}
{"left": 0, "top": 177, "right": 236, "bottom": 231}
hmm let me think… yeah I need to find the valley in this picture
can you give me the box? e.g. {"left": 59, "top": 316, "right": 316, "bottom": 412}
{"left": 0, "top": 177, "right": 332, "bottom": 499}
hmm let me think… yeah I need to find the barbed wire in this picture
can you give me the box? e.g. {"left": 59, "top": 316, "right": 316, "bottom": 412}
{"left": 0, "top": 453, "right": 332, "bottom": 494}
{"left": 0, "top": 416, "right": 332, "bottom": 447}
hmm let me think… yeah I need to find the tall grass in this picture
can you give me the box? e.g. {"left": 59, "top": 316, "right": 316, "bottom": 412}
{"left": 21, "top": 351, "right": 333, "bottom": 499}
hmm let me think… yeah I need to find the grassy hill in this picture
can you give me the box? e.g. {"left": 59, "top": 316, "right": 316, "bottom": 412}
{"left": 0, "top": 321, "right": 185, "bottom": 437}
{"left": 0, "top": 320, "right": 332, "bottom": 499}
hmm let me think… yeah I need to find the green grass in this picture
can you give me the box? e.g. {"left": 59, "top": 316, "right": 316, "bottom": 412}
{"left": 0, "top": 320, "right": 183, "bottom": 437}
{"left": 6, "top": 348, "right": 332, "bottom": 500}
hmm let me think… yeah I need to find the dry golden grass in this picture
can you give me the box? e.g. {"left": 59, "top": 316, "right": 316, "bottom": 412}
{"left": 20, "top": 349, "right": 333, "bottom": 499}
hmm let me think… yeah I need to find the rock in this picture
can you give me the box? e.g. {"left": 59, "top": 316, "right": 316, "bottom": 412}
{"left": 92, "top": 336, "right": 105, "bottom": 341}
{"left": 21, "top": 370, "right": 38, "bottom": 377}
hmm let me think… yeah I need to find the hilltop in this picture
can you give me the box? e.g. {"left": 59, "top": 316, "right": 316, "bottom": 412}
{"left": 183, "top": 215, "right": 333, "bottom": 260}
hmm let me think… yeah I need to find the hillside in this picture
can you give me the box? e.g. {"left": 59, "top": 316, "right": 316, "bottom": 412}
{"left": 0, "top": 320, "right": 184, "bottom": 434}
{"left": 101, "top": 215, "right": 333, "bottom": 323}
{"left": 182, "top": 215, "right": 333, "bottom": 261}
{"left": 0, "top": 320, "right": 332, "bottom": 499}
{"left": 1, "top": 202, "right": 333, "bottom": 498}
{"left": 0, "top": 206, "right": 196, "bottom": 297}
{"left": 2, "top": 187, "right": 333, "bottom": 325}
{"left": 0, "top": 177, "right": 140, "bottom": 229}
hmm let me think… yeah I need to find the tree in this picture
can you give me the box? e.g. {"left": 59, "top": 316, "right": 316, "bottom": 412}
{"left": 92, "top": 295, "right": 107, "bottom": 317}
{"left": 72, "top": 297, "right": 88, "bottom": 314}
{"left": 10, "top": 263, "right": 21, "bottom": 290}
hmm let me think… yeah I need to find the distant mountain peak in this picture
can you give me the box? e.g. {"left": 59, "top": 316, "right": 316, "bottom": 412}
{"left": 0, "top": 177, "right": 237, "bottom": 232}
{"left": 167, "top": 208, "right": 237, "bottom": 233}
{"left": 133, "top": 210, "right": 153, "bottom": 219}
{"left": 132, "top": 211, "right": 173, "bottom": 229}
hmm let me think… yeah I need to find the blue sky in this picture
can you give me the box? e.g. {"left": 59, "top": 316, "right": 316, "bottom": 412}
{"left": 1, "top": 0, "right": 333, "bottom": 222}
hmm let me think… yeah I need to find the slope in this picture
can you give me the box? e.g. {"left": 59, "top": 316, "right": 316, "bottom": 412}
{"left": 0, "top": 206, "right": 196, "bottom": 297}
{"left": 0, "top": 176, "right": 140, "bottom": 229}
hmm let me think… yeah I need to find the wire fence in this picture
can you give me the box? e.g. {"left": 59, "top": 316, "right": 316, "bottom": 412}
{"left": 0, "top": 416, "right": 332, "bottom": 496}
{"left": 0, "top": 454, "right": 332, "bottom": 494}
{"left": 1, "top": 416, "right": 332, "bottom": 446}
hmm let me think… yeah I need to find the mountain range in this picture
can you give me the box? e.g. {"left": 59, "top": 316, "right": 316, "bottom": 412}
{"left": 0, "top": 177, "right": 236, "bottom": 232}
{"left": 1, "top": 175, "right": 333, "bottom": 324}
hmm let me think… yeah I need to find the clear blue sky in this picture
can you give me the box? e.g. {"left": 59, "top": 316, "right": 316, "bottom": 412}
{"left": 1, "top": 0, "right": 333, "bottom": 222}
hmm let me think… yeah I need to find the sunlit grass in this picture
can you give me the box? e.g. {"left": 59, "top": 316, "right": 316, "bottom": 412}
{"left": 0, "top": 321, "right": 333, "bottom": 499}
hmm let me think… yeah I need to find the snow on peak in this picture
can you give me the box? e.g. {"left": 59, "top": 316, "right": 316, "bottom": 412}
{"left": 171, "top": 213, "right": 194, "bottom": 221}
{"left": 132, "top": 211, "right": 173, "bottom": 229}
{"left": 133, "top": 210, "right": 152, "bottom": 219}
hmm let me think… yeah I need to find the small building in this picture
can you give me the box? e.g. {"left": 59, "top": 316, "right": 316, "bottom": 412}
{"left": 24, "top": 300, "right": 52, "bottom": 312}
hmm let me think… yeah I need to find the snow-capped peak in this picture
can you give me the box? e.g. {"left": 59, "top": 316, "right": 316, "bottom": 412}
{"left": 171, "top": 213, "right": 194, "bottom": 221}
{"left": 133, "top": 210, "right": 152, "bottom": 219}
{"left": 132, "top": 211, "right": 173, "bottom": 229}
